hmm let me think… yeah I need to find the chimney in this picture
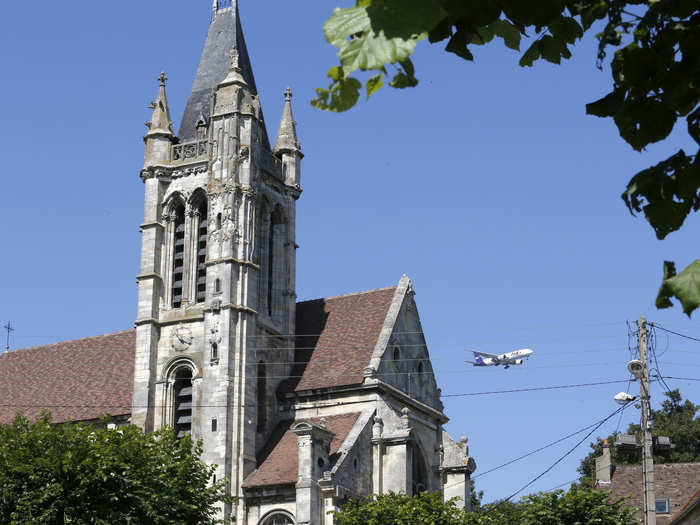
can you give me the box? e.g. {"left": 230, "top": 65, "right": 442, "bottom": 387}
{"left": 594, "top": 439, "right": 612, "bottom": 487}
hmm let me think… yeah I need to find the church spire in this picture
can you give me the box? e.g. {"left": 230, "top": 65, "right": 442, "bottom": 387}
{"left": 145, "top": 72, "right": 174, "bottom": 137}
{"left": 274, "top": 87, "right": 300, "bottom": 154}
{"left": 179, "top": 0, "right": 267, "bottom": 144}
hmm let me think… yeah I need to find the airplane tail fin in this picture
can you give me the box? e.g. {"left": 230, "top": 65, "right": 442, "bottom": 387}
{"left": 472, "top": 352, "right": 485, "bottom": 366}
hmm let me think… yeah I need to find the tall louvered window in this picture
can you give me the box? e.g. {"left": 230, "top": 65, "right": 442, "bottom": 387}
{"left": 171, "top": 204, "right": 186, "bottom": 308}
{"left": 267, "top": 216, "right": 274, "bottom": 316}
{"left": 195, "top": 200, "right": 208, "bottom": 303}
{"left": 173, "top": 367, "right": 193, "bottom": 439}
{"left": 257, "top": 361, "right": 267, "bottom": 431}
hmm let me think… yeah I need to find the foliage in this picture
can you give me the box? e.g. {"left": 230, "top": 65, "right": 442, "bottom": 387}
{"left": 333, "top": 488, "right": 637, "bottom": 524}
{"left": 333, "top": 491, "right": 471, "bottom": 525}
{"left": 578, "top": 389, "right": 700, "bottom": 484}
{"left": 315, "top": 1, "right": 700, "bottom": 315}
{"left": 0, "top": 414, "right": 233, "bottom": 525}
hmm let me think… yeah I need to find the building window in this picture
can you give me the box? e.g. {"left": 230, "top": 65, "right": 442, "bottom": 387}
{"left": 655, "top": 499, "right": 669, "bottom": 514}
{"left": 195, "top": 199, "right": 208, "bottom": 303}
{"left": 257, "top": 361, "right": 267, "bottom": 431}
{"left": 171, "top": 203, "right": 186, "bottom": 308}
{"left": 211, "top": 418, "right": 217, "bottom": 432}
{"left": 211, "top": 343, "right": 219, "bottom": 364}
{"left": 215, "top": 278, "right": 222, "bottom": 294}
{"left": 173, "top": 367, "right": 193, "bottom": 439}
{"left": 392, "top": 345, "right": 401, "bottom": 371}
{"left": 260, "top": 512, "right": 294, "bottom": 525}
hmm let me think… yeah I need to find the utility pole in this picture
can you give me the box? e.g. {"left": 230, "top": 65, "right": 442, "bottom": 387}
{"left": 637, "top": 317, "right": 656, "bottom": 525}
{"left": 3, "top": 321, "right": 14, "bottom": 354}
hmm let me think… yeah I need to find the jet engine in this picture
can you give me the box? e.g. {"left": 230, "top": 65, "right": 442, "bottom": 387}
{"left": 514, "top": 359, "right": 524, "bottom": 365}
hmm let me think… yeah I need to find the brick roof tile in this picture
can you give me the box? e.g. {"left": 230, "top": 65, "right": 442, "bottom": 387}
{"left": 283, "top": 286, "right": 397, "bottom": 392}
{"left": 0, "top": 330, "right": 135, "bottom": 424}
{"left": 243, "top": 412, "right": 361, "bottom": 488}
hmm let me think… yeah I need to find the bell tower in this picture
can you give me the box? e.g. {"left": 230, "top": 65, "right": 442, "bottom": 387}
{"left": 131, "top": 1, "right": 302, "bottom": 520}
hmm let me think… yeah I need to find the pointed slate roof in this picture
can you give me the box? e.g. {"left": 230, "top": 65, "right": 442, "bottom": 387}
{"left": 179, "top": 1, "right": 263, "bottom": 142}
{"left": 274, "top": 88, "right": 300, "bottom": 153}
{"left": 146, "top": 72, "right": 174, "bottom": 137}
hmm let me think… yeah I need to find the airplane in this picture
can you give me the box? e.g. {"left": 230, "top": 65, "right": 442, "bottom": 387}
{"left": 466, "top": 348, "right": 534, "bottom": 369}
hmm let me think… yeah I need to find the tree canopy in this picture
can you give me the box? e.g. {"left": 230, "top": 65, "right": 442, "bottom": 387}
{"left": 578, "top": 388, "right": 700, "bottom": 485}
{"left": 0, "top": 415, "right": 232, "bottom": 525}
{"left": 314, "top": 0, "right": 700, "bottom": 316}
{"left": 332, "top": 488, "right": 637, "bottom": 525}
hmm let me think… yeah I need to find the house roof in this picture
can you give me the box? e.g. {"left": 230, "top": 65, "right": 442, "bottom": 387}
{"left": 669, "top": 486, "right": 700, "bottom": 524}
{"left": 242, "top": 412, "right": 362, "bottom": 489}
{"left": 0, "top": 330, "right": 135, "bottom": 424}
{"left": 283, "top": 286, "right": 397, "bottom": 392}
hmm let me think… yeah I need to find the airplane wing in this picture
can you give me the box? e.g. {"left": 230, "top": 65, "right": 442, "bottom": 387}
{"left": 472, "top": 351, "right": 500, "bottom": 359}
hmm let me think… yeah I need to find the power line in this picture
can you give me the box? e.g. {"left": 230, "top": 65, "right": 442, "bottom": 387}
{"left": 473, "top": 412, "right": 622, "bottom": 480}
{"left": 505, "top": 402, "right": 632, "bottom": 501}
{"left": 0, "top": 378, "right": 638, "bottom": 411}
{"left": 664, "top": 376, "right": 700, "bottom": 382}
{"left": 441, "top": 379, "right": 632, "bottom": 398}
{"left": 648, "top": 323, "right": 700, "bottom": 343}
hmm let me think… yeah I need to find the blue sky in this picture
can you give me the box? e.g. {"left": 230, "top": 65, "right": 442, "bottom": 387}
{"left": 1, "top": 1, "right": 698, "bottom": 503}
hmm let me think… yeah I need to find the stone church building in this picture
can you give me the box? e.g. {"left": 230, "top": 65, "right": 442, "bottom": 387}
{"left": 0, "top": 2, "right": 476, "bottom": 523}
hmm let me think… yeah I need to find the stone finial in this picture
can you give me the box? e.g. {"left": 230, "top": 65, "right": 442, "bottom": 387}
{"left": 284, "top": 86, "right": 292, "bottom": 102}
{"left": 401, "top": 407, "right": 411, "bottom": 429}
{"left": 218, "top": 45, "right": 247, "bottom": 87}
{"left": 230, "top": 48, "right": 240, "bottom": 71}
{"left": 372, "top": 416, "right": 384, "bottom": 439}
{"left": 158, "top": 71, "right": 167, "bottom": 87}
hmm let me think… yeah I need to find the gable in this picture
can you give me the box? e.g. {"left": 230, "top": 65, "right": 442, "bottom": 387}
{"left": 370, "top": 279, "right": 442, "bottom": 410}
{"left": 0, "top": 330, "right": 136, "bottom": 424}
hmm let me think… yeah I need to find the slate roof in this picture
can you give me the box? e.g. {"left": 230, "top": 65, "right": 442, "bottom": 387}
{"left": 0, "top": 330, "right": 135, "bottom": 424}
{"left": 283, "top": 286, "right": 397, "bottom": 393}
{"left": 242, "top": 413, "right": 362, "bottom": 489}
{"left": 179, "top": 1, "right": 269, "bottom": 145}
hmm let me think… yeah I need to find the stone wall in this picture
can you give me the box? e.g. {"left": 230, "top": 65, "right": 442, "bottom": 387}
{"left": 609, "top": 463, "right": 700, "bottom": 524}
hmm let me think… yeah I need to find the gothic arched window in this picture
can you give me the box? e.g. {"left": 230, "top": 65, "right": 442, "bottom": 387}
{"left": 195, "top": 197, "right": 208, "bottom": 303}
{"left": 260, "top": 511, "right": 294, "bottom": 525}
{"left": 256, "top": 361, "right": 267, "bottom": 431}
{"left": 171, "top": 202, "right": 186, "bottom": 308}
{"left": 173, "top": 366, "right": 193, "bottom": 439}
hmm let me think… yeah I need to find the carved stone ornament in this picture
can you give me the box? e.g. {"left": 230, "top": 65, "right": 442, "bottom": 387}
{"left": 171, "top": 325, "right": 193, "bottom": 352}
{"left": 171, "top": 164, "right": 208, "bottom": 179}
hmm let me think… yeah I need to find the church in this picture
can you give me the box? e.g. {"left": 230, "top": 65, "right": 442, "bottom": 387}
{"left": 0, "top": 2, "right": 476, "bottom": 524}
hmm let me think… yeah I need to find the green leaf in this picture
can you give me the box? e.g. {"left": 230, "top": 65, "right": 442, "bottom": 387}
{"left": 660, "top": 259, "right": 700, "bottom": 316}
{"left": 586, "top": 89, "right": 625, "bottom": 117}
{"left": 492, "top": 19, "right": 522, "bottom": 50}
{"left": 390, "top": 60, "right": 419, "bottom": 88}
{"left": 365, "top": 0, "right": 446, "bottom": 39}
{"left": 311, "top": 77, "right": 362, "bottom": 112}
{"left": 324, "top": 6, "right": 372, "bottom": 47}
{"left": 445, "top": 29, "right": 475, "bottom": 60}
{"left": 519, "top": 40, "right": 540, "bottom": 66}
{"left": 656, "top": 260, "right": 678, "bottom": 309}
{"left": 366, "top": 74, "right": 384, "bottom": 99}
{"left": 621, "top": 150, "right": 700, "bottom": 239}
